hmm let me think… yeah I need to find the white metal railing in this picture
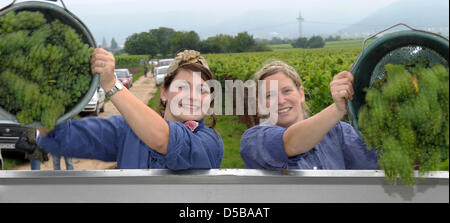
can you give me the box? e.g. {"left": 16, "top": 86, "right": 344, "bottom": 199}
{"left": 0, "top": 169, "right": 448, "bottom": 203}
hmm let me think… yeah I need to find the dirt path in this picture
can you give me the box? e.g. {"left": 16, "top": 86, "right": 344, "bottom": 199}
{"left": 11, "top": 73, "right": 157, "bottom": 170}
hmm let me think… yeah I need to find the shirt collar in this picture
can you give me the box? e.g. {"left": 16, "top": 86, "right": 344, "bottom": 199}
{"left": 182, "top": 119, "right": 205, "bottom": 132}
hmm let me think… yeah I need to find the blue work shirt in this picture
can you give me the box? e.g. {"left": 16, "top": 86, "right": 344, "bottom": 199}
{"left": 240, "top": 121, "right": 379, "bottom": 170}
{"left": 37, "top": 115, "right": 224, "bottom": 170}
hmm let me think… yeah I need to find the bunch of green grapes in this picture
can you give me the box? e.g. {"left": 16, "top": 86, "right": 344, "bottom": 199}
{"left": 0, "top": 11, "right": 93, "bottom": 130}
{"left": 358, "top": 64, "right": 449, "bottom": 186}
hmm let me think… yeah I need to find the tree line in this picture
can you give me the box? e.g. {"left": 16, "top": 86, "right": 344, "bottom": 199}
{"left": 121, "top": 27, "right": 346, "bottom": 56}
{"left": 123, "top": 27, "right": 271, "bottom": 57}
{"left": 258, "top": 35, "right": 343, "bottom": 48}
{"left": 291, "top": 36, "right": 326, "bottom": 49}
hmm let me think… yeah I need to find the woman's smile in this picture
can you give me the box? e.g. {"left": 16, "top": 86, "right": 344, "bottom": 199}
{"left": 278, "top": 107, "right": 292, "bottom": 116}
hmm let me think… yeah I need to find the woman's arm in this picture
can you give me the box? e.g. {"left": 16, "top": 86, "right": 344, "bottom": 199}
{"left": 283, "top": 71, "right": 354, "bottom": 157}
{"left": 37, "top": 116, "right": 125, "bottom": 161}
{"left": 108, "top": 87, "right": 169, "bottom": 154}
{"left": 91, "top": 48, "right": 170, "bottom": 155}
{"left": 40, "top": 49, "right": 169, "bottom": 154}
{"left": 240, "top": 126, "right": 289, "bottom": 169}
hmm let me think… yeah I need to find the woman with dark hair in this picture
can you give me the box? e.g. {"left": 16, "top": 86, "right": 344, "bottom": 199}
{"left": 37, "top": 49, "right": 223, "bottom": 170}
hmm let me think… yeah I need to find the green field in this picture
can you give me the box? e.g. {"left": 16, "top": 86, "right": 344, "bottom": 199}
{"left": 200, "top": 47, "right": 359, "bottom": 168}
{"left": 145, "top": 46, "right": 360, "bottom": 168}
{"left": 215, "top": 116, "right": 247, "bottom": 168}
{"left": 325, "top": 39, "right": 375, "bottom": 49}
{"left": 324, "top": 40, "right": 364, "bottom": 49}
{"left": 200, "top": 47, "right": 360, "bottom": 168}
{"left": 204, "top": 48, "right": 360, "bottom": 116}
{"left": 268, "top": 44, "right": 293, "bottom": 51}
{"left": 268, "top": 40, "right": 373, "bottom": 51}
{"left": 2, "top": 156, "right": 27, "bottom": 170}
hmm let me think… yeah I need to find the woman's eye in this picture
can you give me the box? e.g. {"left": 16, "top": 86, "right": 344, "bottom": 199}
{"left": 283, "top": 89, "right": 292, "bottom": 94}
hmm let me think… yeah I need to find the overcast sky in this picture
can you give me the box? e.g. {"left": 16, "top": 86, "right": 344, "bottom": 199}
{"left": 0, "top": 0, "right": 410, "bottom": 45}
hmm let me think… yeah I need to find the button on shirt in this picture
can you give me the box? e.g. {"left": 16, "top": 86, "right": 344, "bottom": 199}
{"left": 37, "top": 116, "right": 224, "bottom": 170}
{"left": 240, "top": 121, "right": 379, "bottom": 170}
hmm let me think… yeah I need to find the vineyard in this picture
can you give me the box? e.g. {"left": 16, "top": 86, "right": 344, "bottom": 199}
{"left": 120, "top": 48, "right": 360, "bottom": 115}
{"left": 204, "top": 48, "right": 360, "bottom": 116}
{"left": 112, "top": 47, "right": 450, "bottom": 173}
{"left": 115, "top": 54, "right": 148, "bottom": 68}
{"left": 146, "top": 48, "right": 360, "bottom": 168}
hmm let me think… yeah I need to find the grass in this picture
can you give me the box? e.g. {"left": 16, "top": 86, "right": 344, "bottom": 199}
{"left": 147, "top": 86, "right": 247, "bottom": 168}
{"left": 324, "top": 39, "right": 364, "bottom": 49}
{"left": 147, "top": 84, "right": 161, "bottom": 111}
{"left": 132, "top": 70, "right": 144, "bottom": 83}
{"left": 215, "top": 115, "right": 247, "bottom": 168}
{"left": 268, "top": 40, "right": 375, "bottom": 51}
{"left": 2, "top": 155, "right": 27, "bottom": 170}
{"left": 324, "top": 39, "right": 374, "bottom": 49}
{"left": 268, "top": 44, "right": 293, "bottom": 51}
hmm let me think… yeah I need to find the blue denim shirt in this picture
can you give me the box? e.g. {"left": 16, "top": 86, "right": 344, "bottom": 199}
{"left": 240, "top": 121, "right": 379, "bottom": 170}
{"left": 37, "top": 115, "right": 224, "bottom": 170}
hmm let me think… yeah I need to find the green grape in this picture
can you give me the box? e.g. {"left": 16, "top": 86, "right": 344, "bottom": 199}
{"left": 382, "top": 64, "right": 415, "bottom": 102}
{"left": 358, "top": 64, "right": 449, "bottom": 186}
{"left": 0, "top": 11, "right": 93, "bottom": 130}
{"left": 378, "top": 136, "right": 415, "bottom": 186}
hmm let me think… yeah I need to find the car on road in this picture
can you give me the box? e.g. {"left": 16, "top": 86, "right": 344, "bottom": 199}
{"left": 0, "top": 117, "right": 27, "bottom": 168}
{"left": 0, "top": 117, "right": 26, "bottom": 152}
{"left": 115, "top": 68, "right": 133, "bottom": 89}
{"left": 155, "top": 65, "right": 169, "bottom": 86}
{"left": 157, "top": 58, "right": 174, "bottom": 68}
{"left": 81, "top": 86, "right": 105, "bottom": 116}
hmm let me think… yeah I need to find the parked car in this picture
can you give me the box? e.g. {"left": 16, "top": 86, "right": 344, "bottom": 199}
{"left": 115, "top": 68, "right": 133, "bottom": 89}
{"left": 0, "top": 117, "right": 27, "bottom": 165}
{"left": 155, "top": 65, "right": 169, "bottom": 86}
{"left": 81, "top": 86, "right": 105, "bottom": 116}
{"left": 157, "top": 58, "right": 174, "bottom": 68}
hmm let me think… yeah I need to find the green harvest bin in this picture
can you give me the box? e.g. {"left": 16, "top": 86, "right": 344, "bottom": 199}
{"left": 0, "top": 0, "right": 99, "bottom": 127}
{"left": 348, "top": 23, "right": 449, "bottom": 135}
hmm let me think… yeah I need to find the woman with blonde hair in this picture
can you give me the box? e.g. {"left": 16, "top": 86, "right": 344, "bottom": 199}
{"left": 37, "top": 49, "right": 223, "bottom": 170}
{"left": 240, "top": 60, "right": 378, "bottom": 169}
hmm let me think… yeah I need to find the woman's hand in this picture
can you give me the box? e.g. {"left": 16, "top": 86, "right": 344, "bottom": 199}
{"left": 330, "top": 71, "right": 354, "bottom": 113}
{"left": 90, "top": 48, "right": 116, "bottom": 91}
{"left": 283, "top": 71, "right": 355, "bottom": 157}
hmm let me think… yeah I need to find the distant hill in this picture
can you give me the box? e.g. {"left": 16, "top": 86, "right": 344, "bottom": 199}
{"left": 337, "top": 0, "right": 449, "bottom": 38}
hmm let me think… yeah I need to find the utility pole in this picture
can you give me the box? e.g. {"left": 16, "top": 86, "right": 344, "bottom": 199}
{"left": 297, "top": 11, "right": 304, "bottom": 38}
